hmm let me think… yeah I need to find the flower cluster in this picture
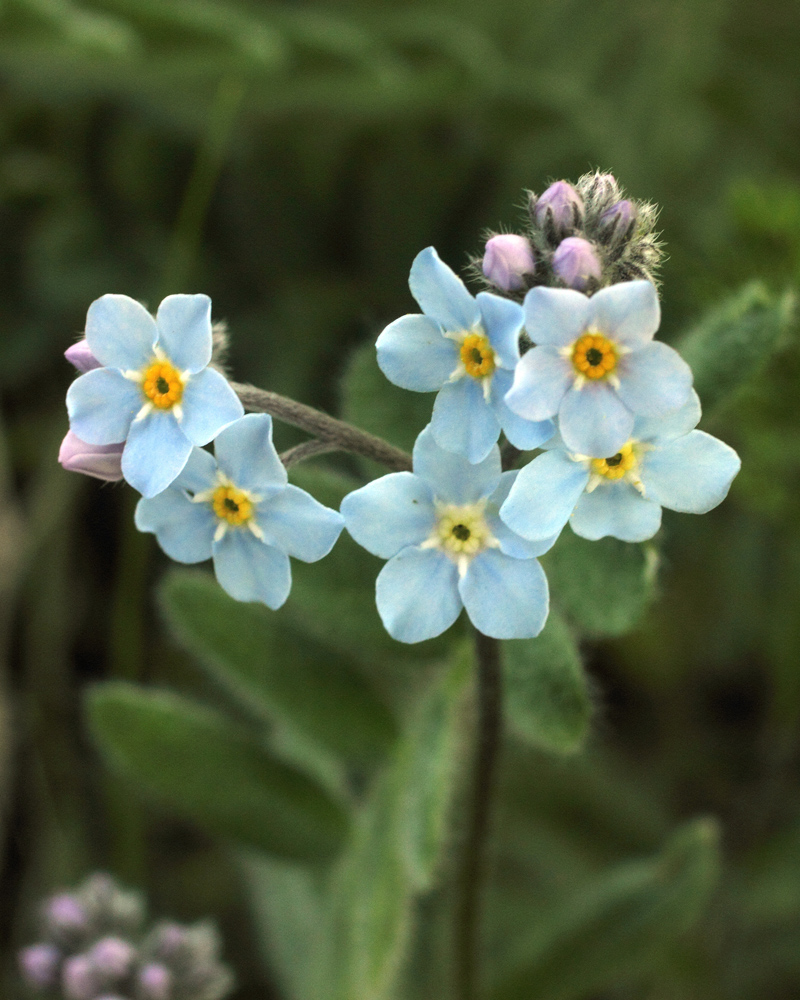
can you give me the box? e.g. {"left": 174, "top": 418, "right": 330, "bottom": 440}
{"left": 18, "top": 873, "right": 233, "bottom": 1000}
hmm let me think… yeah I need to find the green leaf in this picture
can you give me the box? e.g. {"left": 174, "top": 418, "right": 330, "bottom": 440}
{"left": 503, "top": 610, "right": 591, "bottom": 753}
{"left": 677, "top": 283, "right": 796, "bottom": 415}
{"left": 491, "top": 818, "right": 721, "bottom": 1000}
{"left": 158, "top": 569, "right": 397, "bottom": 763}
{"left": 542, "top": 532, "right": 657, "bottom": 639}
{"left": 86, "top": 683, "right": 347, "bottom": 862}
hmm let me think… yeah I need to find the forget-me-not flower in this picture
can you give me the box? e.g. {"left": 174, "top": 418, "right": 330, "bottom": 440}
{"left": 341, "top": 426, "right": 554, "bottom": 643}
{"left": 66, "top": 294, "right": 244, "bottom": 498}
{"left": 505, "top": 280, "right": 692, "bottom": 457}
{"left": 499, "top": 391, "right": 741, "bottom": 544}
{"left": 376, "top": 247, "right": 554, "bottom": 464}
{"left": 135, "top": 414, "right": 344, "bottom": 608}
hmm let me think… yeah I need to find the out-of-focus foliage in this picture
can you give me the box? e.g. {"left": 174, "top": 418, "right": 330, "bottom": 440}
{"left": 2, "top": 0, "right": 800, "bottom": 998}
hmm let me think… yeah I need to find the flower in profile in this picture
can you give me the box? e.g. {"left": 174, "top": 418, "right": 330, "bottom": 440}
{"left": 376, "top": 246, "right": 554, "bottom": 464}
{"left": 499, "top": 391, "right": 740, "bottom": 543}
{"left": 135, "top": 414, "right": 343, "bottom": 608}
{"left": 505, "top": 279, "right": 692, "bottom": 457}
{"left": 58, "top": 431, "right": 124, "bottom": 482}
{"left": 341, "top": 426, "right": 553, "bottom": 642}
{"left": 66, "top": 294, "right": 244, "bottom": 498}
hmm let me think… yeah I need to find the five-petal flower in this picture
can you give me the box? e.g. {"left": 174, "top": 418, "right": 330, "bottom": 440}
{"left": 376, "top": 247, "right": 555, "bottom": 464}
{"left": 134, "top": 414, "right": 344, "bottom": 608}
{"left": 340, "top": 426, "right": 554, "bottom": 643}
{"left": 66, "top": 294, "right": 244, "bottom": 498}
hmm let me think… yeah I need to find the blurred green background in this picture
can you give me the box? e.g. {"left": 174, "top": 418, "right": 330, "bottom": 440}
{"left": 2, "top": 0, "right": 800, "bottom": 997}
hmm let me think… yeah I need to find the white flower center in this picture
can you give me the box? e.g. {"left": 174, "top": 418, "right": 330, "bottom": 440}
{"left": 420, "top": 499, "right": 500, "bottom": 576}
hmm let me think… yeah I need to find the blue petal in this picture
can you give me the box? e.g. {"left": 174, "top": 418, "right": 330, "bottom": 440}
{"left": 172, "top": 446, "right": 218, "bottom": 493}
{"left": 459, "top": 549, "right": 548, "bottom": 640}
{"left": 180, "top": 368, "right": 244, "bottom": 446}
{"left": 341, "top": 472, "right": 435, "bottom": 559}
{"left": 634, "top": 389, "right": 701, "bottom": 443}
{"left": 376, "top": 314, "right": 458, "bottom": 391}
{"left": 587, "top": 280, "right": 660, "bottom": 348}
{"left": 504, "top": 346, "right": 572, "bottom": 422}
{"left": 477, "top": 292, "right": 523, "bottom": 369}
{"left": 376, "top": 546, "right": 461, "bottom": 643}
{"left": 122, "top": 411, "right": 193, "bottom": 498}
{"left": 213, "top": 531, "right": 292, "bottom": 608}
{"left": 431, "top": 377, "right": 501, "bottom": 464}
{"left": 134, "top": 489, "right": 216, "bottom": 562}
{"left": 616, "top": 342, "right": 693, "bottom": 417}
{"left": 640, "top": 430, "right": 741, "bottom": 513}
{"left": 256, "top": 485, "right": 343, "bottom": 562}
{"left": 490, "top": 369, "right": 555, "bottom": 451}
{"left": 85, "top": 294, "right": 158, "bottom": 371}
{"left": 67, "top": 368, "right": 141, "bottom": 445}
{"left": 413, "top": 425, "right": 501, "bottom": 504}
{"left": 570, "top": 483, "right": 662, "bottom": 541}
{"left": 213, "top": 414, "right": 287, "bottom": 494}
{"left": 486, "top": 471, "right": 559, "bottom": 558}
{"left": 155, "top": 294, "right": 213, "bottom": 374}
{"left": 408, "top": 247, "right": 480, "bottom": 331}
{"left": 523, "top": 286, "right": 589, "bottom": 347}
{"left": 559, "top": 381, "right": 634, "bottom": 456}
{"left": 500, "top": 449, "right": 590, "bottom": 541}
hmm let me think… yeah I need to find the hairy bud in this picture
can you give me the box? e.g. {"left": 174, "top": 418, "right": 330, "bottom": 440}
{"left": 482, "top": 234, "right": 536, "bottom": 291}
{"left": 552, "top": 237, "right": 602, "bottom": 291}
{"left": 533, "top": 181, "right": 584, "bottom": 237}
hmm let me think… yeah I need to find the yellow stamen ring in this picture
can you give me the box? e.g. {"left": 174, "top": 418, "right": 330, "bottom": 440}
{"left": 459, "top": 333, "right": 496, "bottom": 380}
{"left": 571, "top": 332, "right": 617, "bottom": 380}
{"left": 212, "top": 485, "right": 254, "bottom": 526}
{"left": 591, "top": 442, "right": 637, "bottom": 480}
{"left": 142, "top": 360, "right": 184, "bottom": 409}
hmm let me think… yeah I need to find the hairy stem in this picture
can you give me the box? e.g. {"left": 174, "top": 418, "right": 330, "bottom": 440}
{"left": 279, "top": 439, "right": 341, "bottom": 468}
{"left": 232, "top": 382, "right": 413, "bottom": 472}
{"left": 456, "top": 630, "right": 503, "bottom": 1000}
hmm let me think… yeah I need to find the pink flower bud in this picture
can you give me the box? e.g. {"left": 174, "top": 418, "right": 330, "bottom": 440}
{"left": 599, "top": 198, "right": 636, "bottom": 236}
{"left": 59, "top": 432, "right": 124, "bottom": 482}
{"left": 19, "top": 944, "right": 61, "bottom": 988}
{"left": 482, "top": 235, "right": 536, "bottom": 291}
{"left": 88, "top": 936, "right": 136, "bottom": 979}
{"left": 552, "top": 237, "right": 602, "bottom": 291}
{"left": 65, "top": 339, "right": 101, "bottom": 373}
{"left": 45, "top": 894, "right": 89, "bottom": 937}
{"left": 139, "top": 962, "right": 172, "bottom": 1000}
{"left": 534, "top": 181, "right": 584, "bottom": 233}
{"left": 62, "top": 954, "right": 98, "bottom": 1000}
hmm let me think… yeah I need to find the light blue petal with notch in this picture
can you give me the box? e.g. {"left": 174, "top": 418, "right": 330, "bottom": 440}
{"left": 634, "top": 389, "right": 701, "bottom": 443}
{"left": 459, "top": 549, "right": 548, "bottom": 639}
{"left": 134, "top": 488, "right": 216, "bottom": 563}
{"left": 85, "top": 294, "right": 158, "bottom": 370}
{"left": 500, "top": 449, "right": 590, "bottom": 541}
{"left": 616, "top": 341, "right": 693, "bottom": 417}
{"left": 376, "top": 546, "right": 461, "bottom": 643}
{"left": 640, "top": 430, "right": 741, "bottom": 513}
{"left": 570, "top": 483, "right": 662, "bottom": 541}
{"left": 213, "top": 413, "right": 287, "bottom": 494}
{"left": 122, "top": 411, "right": 193, "bottom": 498}
{"left": 408, "top": 247, "right": 481, "bottom": 331}
{"left": 523, "top": 286, "right": 589, "bottom": 347}
{"left": 587, "top": 280, "right": 660, "bottom": 348}
{"left": 213, "top": 531, "right": 292, "bottom": 608}
{"left": 255, "top": 485, "right": 343, "bottom": 562}
{"left": 413, "top": 425, "right": 501, "bottom": 504}
{"left": 179, "top": 368, "right": 244, "bottom": 446}
{"left": 341, "top": 472, "right": 435, "bottom": 559}
{"left": 155, "top": 294, "right": 213, "bottom": 374}
{"left": 67, "top": 368, "right": 141, "bottom": 445}
{"left": 505, "top": 346, "right": 572, "bottom": 422}
{"left": 477, "top": 292, "right": 523, "bottom": 369}
{"left": 486, "top": 471, "right": 559, "bottom": 558}
{"left": 559, "top": 380, "right": 635, "bottom": 457}
{"left": 490, "top": 369, "right": 555, "bottom": 451}
{"left": 376, "top": 314, "right": 458, "bottom": 391}
{"left": 431, "top": 377, "right": 501, "bottom": 464}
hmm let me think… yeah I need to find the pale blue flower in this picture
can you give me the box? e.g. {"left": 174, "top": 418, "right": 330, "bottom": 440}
{"left": 66, "top": 294, "right": 244, "bottom": 498}
{"left": 499, "top": 391, "right": 741, "bottom": 543}
{"left": 340, "top": 426, "right": 554, "bottom": 643}
{"left": 135, "top": 414, "right": 344, "bottom": 608}
{"left": 505, "top": 280, "right": 693, "bottom": 457}
{"left": 376, "top": 247, "right": 554, "bottom": 464}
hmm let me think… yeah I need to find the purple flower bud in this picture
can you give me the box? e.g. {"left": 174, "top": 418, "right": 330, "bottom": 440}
{"left": 599, "top": 198, "right": 636, "bottom": 235}
{"left": 482, "top": 234, "right": 536, "bottom": 291}
{"left": 19, "top": 943, "right": 61, "bottom": 988}
{"left": 138, "top": 962, "right": 172, "bottom": 1000}
{"left": 62, "top": 954, "right": 98, "bottom": 1000}
{"left": 65, "top": 339, "right": 101, "bottom": 374}
{"left": 534, "top": 181, "right": 584, "bottom": 234}
{"left": 153, "top": 923, "right": 187, "bottom": 959}
{"left": 552, "top": 237, "right": 602, "bottom": 291}
{"left": 88, "top": 937, "right": 136, "bottom": 979}
{"left": 58, "top": 431, "right": 124, "bottom": 482}
{"left": 45, "top": 894, "right": 89, "bottom": 937}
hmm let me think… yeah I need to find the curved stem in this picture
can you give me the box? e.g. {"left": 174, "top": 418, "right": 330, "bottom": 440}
{"left": 280, "top": 439, "right": 341, "bottom": 468}
{"left": 456, "top": 629, "right": 503, "bottom": 1000}
{"left": 232, "top": 382, "right": 413, "bottom": 472}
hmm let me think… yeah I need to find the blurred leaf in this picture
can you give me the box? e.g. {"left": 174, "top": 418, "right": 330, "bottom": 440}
{"left": 86, "top": 683, "right": 347, "bottom": 861}
{"left": 158, "top": 568, "right": 397, "bottom": 763}
{"left": 491, "top": 818, "right": 721, "bottom": 1000}
{"left": 677, "top": 283, "right": 796, "bottom": 415}
{"left": 503, "top": 610, "right": 591, "bottom": 754}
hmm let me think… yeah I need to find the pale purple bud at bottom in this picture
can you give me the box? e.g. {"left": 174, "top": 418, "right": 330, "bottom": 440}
{"left": 599, "top": 198, "right": 636, "bottom": 234}
{"left": 139, "top": 962, "right": 172, "bottom": 1000}
{"left": 65, "top": 339, "right": 101, "bottom": 374}
{"left": 62, "top": 954, "right": 98, "bottom": 1000}
{"left": 534, "top": 180, "right": 584, "bottom": 233}
{"left": 88, "top": 936, "right": 136, "bottom": 979}
{"left": 59, "top": 431, "right": 124, "bottom": 482}
{"left": 482, "top": 234, "right": 536, "bottom": 291}
{"left": 19, "top": 943, "right": 61, "bottom": 988}
{"left": 552, "top": 237, "right": 602, "bottom": 291}
{"left": 45, "top": 894, "right": 89, "bottom": 936}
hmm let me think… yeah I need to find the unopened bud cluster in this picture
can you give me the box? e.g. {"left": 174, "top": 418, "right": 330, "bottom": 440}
{"left": 18, "top": 874, "right": 234, "bottom": 1000}
{"left": 477, "top": 171, "right": 662, "bottom": 299}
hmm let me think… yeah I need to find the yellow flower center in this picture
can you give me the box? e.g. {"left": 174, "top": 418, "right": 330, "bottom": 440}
{"left": 459, "top": 333, "right": 496, "bottom": 380}
{"left": 212, "top": 485, "right": 254, "bottom": 526}
{"left": 571, "top": 331, "right": 617, "bottom": 380}
{"left": 142, "top": 360, "right": 184, "bottom": 409}
{"left": 591, "top": 442, "right": 637, "bottom": 480}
